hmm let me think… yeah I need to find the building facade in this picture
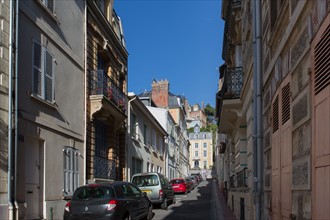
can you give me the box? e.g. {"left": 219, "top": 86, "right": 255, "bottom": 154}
{"left": 147, "top": 106, "right": 179, "bottom": 180}
{"left": 138, "top": 79, "right": 190, "bottom": 178}
{"left": 216, "top": 0, "right": 330, "bottom": 219}
{"left": 126, "top": 94, "right": 167, "bottom": 181}
{"left": 86, "top": 0, "right": 128, "bottom": 183}
{"left": 188, "top": 126, "right": 213, "bottom": 172}
{"left": 16, "top": 1, "right": 85, "bottom": 219}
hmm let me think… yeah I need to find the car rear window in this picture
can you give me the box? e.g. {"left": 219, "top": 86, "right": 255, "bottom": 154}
{"left": 72, "top": 186, "right": 115, "bottom": 200}
{"left": 170, "top": 179, "right": 184, "bottom": 184}
{"left": 132, "top": 174, "right": 159, "bottom": 187}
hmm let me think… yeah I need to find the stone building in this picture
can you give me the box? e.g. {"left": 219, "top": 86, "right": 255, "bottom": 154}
{"left": 86, "top": 0, "right": 128, "bottom": 183}
{"left": 216, "top": 0, "right": 330, "bottom": 219}
{"left": 126, "top": 94, "right": 167, "bottom": 181}
{"left": 188, "top": 125, "right": 213, "bottom": 171}
{"left": 138, "top": 79, "right": 190, "bottom": 178}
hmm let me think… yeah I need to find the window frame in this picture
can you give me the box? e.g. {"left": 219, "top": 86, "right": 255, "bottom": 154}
{"left": 40, "top": 0, "right": 55, "bottom": 13}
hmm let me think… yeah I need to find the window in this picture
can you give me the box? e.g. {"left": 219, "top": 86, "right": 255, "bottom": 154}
{"left": 32, "top": 41, "right": 55, "bottom": 103}
{"left": 131, "top": 114, "right": 138, "bottom": 139}
{"left": 203, "top": 143, "right": 207, "bottom": 148}
{"left": 147, "top": 162, "right": 150, "bottom": 172}
{"left": 203, "top": 161, "right": 207, "bottom": 168}
{"left": 203, "top": 150, "right": 207, "bottom": 157}
{"left": 195, "top": 151, "right": 198, "bottom": 157}
{"left": 195, "top": 143, "right": 198, "bottom": 148}
{"left": 95, "top": 120, "right": 107, "bottom": 158}
{"left": 143, "top": 124, "right": 147, "bottom": 145}
{"left": 152, "top": 129, "right": 156, "bottom": 150}
{"left": 63, "top": 147, "right": 79, "bottom": 196}
{"left": 131, "top": 157, "right": 142, "bottom": 176}
{"left": 40, "top": 0, "right": 54, "bottom": 13}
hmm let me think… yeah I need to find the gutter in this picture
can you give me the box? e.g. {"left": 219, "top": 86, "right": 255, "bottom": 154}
{"left": 126, "top": 95, "right": 137, "bottom": 181}
{"left": 84, "top": 0, "right": 87, "bottom": 185}
{"left": 8, "top": 0, "right": 14, "bottom": 217}
{"left": 253, "top": 0, "right": 263, "bottom": 219}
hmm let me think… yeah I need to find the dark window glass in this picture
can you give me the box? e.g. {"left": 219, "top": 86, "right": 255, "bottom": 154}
{"left": 72, "top": 186, "right": 115, "bottom": 200}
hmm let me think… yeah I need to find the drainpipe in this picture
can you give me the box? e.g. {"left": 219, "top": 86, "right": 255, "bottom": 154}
{"left": 14, "top": 0, "right": 19, "bottom": 218}
{"left": 253, "top": 0, "right": 263, "bottom": 220}
{"left": 126, "top": 95, "right": 137, "bottom": 181}
{"left": 7, "top": 0, "right": 15, "bottom": 218}
{"left": 84, "top": 0, "right": 87, "bottom": 185}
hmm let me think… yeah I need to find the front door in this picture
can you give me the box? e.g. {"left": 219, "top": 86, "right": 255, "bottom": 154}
{"left": 25, "top": 137, "right": 44, "bottom": 219}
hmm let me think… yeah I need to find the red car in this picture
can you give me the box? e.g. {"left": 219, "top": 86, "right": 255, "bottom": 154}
{"left": 170, "top": 178, "right": 191, "bottom": 194}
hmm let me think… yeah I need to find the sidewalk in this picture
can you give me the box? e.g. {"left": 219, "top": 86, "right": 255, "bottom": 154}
{"left": 212, "top": 179, "right": 237, "bottom": 220}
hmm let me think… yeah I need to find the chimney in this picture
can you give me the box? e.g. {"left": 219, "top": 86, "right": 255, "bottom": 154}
{"left": 151, "top": 79, "right": 169, "bottom": 108}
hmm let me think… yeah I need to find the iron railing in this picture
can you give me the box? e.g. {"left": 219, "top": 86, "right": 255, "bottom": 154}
{"left": 89, "top": 70, "right": 127, "bottom": 112}
{"left": 229, "top": 175, "right": 236, "bottom": 188}
{"left": 221, "top": 67, "right": 243, "bottom": 99}
{"left": 236, "top": 168, "right": 247, "bottom": 187}
{"left": 94, "top": 155, "right": 116, "bottom": 180}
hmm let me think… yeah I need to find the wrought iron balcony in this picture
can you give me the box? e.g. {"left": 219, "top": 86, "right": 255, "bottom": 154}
{"left": 236, "top": 168, "right": 247, "bottom": 187}
{"left": 89, "top": 70, "right": 127, "bottom": 112}
{"left": 220, "top": 67, "right": 243, "bottom": 100}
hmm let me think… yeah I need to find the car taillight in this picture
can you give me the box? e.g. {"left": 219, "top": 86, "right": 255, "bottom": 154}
{"left": 159, "top": 189, "right": 163, "bottom": 198}
{"left": 64, "top": 201, "right": 71, "bottom": 212}
{"left": 107, "top": 200, "right": 117, "bottom": 211}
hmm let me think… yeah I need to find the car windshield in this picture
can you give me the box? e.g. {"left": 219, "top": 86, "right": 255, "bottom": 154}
{"left": 72, "top": 186, "right": 115, "bottom": 200}
{"left": 132, "top": 174, "right": 159, "bottom": 187}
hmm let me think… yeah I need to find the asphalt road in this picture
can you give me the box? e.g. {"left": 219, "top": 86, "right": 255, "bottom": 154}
{"left": 151, "top": 179, "right": 218, "bottom": 220}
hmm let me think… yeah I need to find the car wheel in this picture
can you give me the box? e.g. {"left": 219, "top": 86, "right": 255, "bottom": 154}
{"left": 146, "top": 204, "right": 153, "bottom": 220}
{"left": 123, "top": 213, "right": 131, "bottom": 220}
{"left": 161, "top": 197, "right": 168, "bottom": 210}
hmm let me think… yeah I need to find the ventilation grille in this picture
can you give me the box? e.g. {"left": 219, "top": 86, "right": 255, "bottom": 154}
{"left": 314, "top": 25, "right": 330, "bottom": 95}
{"left": 273, "top": 96, "right": 279, "bottom": 133}
{"left": 282, "top": 83, "right": 290, "bottom": 125}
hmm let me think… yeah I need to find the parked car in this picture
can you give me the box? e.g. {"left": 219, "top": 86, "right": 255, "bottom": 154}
{"left": 191, "top": 173, "right": 203, "bottom": 183}
{"left": 189, "top": 176, "right": 198, "bottom": 189}
{"left": 170, "top": 178, "right": 191, "bottom": 194}
{"left": 184, "top": 177, "right": 194, "bottom": 192}
{"left": 131, "top": 172, "right": 175, "bottom": 209}
{"left": 63, "top": 181, "right": 153, "bottom": 220}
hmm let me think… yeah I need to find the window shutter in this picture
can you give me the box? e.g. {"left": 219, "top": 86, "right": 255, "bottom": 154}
{"left": 273, "top": 96, "right": 279, "bottom": 133}
{"left": 314, "top": 25, "right": 330, "bottom": 95}
{"left": 45, "top": 50, "right": 54, "bottom": 102}
{"left": 281, "top": 83, "right": 290, "bottom": 125}
{"left": 33, "top": 42, "right": 42, "bottom": 97}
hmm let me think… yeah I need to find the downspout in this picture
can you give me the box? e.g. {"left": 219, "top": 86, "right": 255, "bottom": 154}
{"left": 253, "top": 0, "right": 263, "bottom": 220}
{"left": 8, "top": 0, "right": 14, "bottom": 218}
{"left": 126, "top": 96, "right": 137, "bottom": 181}
{"left": 84, "top": 0, "right": 87, "bottom": 185}
{"left": 14, "top": 0, "right": 19, "bottom": 218}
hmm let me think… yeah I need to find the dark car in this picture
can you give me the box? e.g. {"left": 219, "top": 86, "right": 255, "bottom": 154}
{"left": 63, "top": 181, "right": 153, "bottom": 220}
{"left": 131, "top": 172, "right": 175, "bottom": 210}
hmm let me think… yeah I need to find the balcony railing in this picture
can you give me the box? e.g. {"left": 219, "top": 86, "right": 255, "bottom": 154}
{"left": 221, "top": 67, "right": 243, "bottom": 100}
{"left": 94, "top": 156, "right": 116, "bottom": 180}
{"left": 236, "top": 168, "right": 247, "bottom": 187}
{"left": 89, "top": 70, "right": 127, "bottom": 112}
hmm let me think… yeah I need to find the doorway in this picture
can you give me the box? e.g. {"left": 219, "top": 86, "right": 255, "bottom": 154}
{"left": 25, "top": 137, "right": 44, "bottom": 219}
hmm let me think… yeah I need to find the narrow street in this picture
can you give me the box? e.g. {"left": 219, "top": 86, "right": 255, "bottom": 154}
{"left": 152, "top": 180, "right": 218, "bottom": 220}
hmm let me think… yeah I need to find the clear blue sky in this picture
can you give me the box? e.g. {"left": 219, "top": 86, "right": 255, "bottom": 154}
{"left": 114, "top": 0, "right": 224, "bottom": 107}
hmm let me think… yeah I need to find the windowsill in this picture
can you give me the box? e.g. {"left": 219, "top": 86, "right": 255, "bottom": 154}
{"left": 30, "top": 93, "right": 57, "bottom": 109}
